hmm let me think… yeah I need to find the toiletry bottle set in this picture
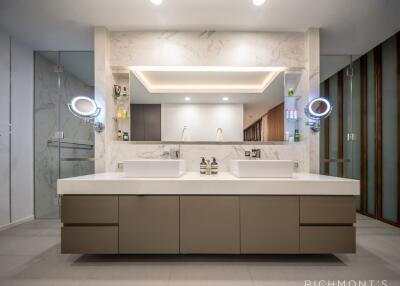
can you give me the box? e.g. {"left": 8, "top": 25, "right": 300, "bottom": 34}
{"left": 113, "top": 84, "right": 129, "bottom": 99}
{"left": 200, "top": 157, "right": 218, "bottom": 175}
{"left": 285, "top": 109, "right": 298, "bottom": 120}
{"left": 117, "top": 130, "right": 129, "bottom": 141}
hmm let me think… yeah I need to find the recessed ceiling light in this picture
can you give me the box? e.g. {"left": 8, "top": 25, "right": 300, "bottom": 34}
{"left": 185, "top": 97, "right": 191, "bottom": 101}
{"left": 253, "top": 0, "right": 266, "bottom": 6}
{"left": 222, "top": 97, "right": 229, "bottom": 101}
{"left": 150, "top": 0, "right": 162, "bottom": 5}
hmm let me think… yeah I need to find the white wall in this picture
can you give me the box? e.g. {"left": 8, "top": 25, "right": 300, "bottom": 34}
{"left": 161, "top": 104, "right": 243, "bottom": 142}
{"left": 10, "top": 38, "right": 34, "bottom": 222}
{"left": 0, "top": 31, "right": 11, "bottom": 227}
{"left": 0, "top": 31, "right": 34, "bottom": 229}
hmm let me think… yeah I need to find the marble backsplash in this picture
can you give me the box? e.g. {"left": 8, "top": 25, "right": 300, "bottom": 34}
{"left": 108, "top": 142, "right": 309, "bottom": 173}
{"left": 110, "top": 31, "right": 306, "bottom": 68}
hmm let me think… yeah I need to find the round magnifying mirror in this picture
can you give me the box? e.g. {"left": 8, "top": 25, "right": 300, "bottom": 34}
{"left": 70, "top": 96, "right": 98, "bottom": 117}
{"left": 306, "top": 97, "right": 332, "bottom": 119}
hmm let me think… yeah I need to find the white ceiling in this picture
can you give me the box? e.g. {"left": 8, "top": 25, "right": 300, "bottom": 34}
{"left": 1, "top": 0, "right": 399, "bottom": 80}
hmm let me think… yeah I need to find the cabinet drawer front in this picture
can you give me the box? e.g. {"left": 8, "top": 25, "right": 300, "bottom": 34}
{"left": 61, "top": 226, "right": 118, "bottom": 254}
{"left": 180, "top": 196, "right": 240, "bottom": 254}
{"left": 300, "top": 196, "right": 356, "bottom": 224}
{"left": 119, "top": 196, "right": 179, "bottom": 254}
{"left": 61, "top": 196, "right": 118, "bottom": 224}
{"left": 240, "top": 196, "right": 299, "bottom": 254}
{"left": 300, "top": 226, "right": 355, "bottom": 253}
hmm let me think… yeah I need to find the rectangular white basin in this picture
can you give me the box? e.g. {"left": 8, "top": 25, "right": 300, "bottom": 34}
{"left": 123, "top": 159, "right": 186, "bottom": 178}
{"left": 230, "top": 160, "right": 294, "bottom": 178}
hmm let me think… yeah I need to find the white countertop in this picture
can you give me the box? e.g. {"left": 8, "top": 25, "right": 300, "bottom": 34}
{"left": 57, "top": 172, "right": 360, "bottom": 196}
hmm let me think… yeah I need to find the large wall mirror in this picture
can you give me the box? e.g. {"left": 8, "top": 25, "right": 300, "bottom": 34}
{"left": 111, "top": 66, "right": 303, "bottom": 143}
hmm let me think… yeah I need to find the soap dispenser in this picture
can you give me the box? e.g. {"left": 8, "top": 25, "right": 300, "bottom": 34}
{"left": 200, "top": 157, "right": 207, "bottom": 175}
{"left": 211, "top": 157, "right": 218, "bottom": 175}
{"left": 206, "top": 159, "right": 212, "bottom": 175}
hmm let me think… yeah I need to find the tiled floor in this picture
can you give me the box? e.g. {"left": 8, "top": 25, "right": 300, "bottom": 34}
{"left": 0, "top": 214, "right": 399, "bottom": 286}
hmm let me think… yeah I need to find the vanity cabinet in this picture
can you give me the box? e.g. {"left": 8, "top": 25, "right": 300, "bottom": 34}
{"left": 180, "top": 196, "right": 240, "bottom": 254}
{"left": 299, "top": 196, "right": 356, "bottom": 253}
{"left": 60, "top": 196, "right": 119, "bottom": 254}
{"left": 59, "top": 195, "right": 356, "bottom": 254}
{"left": 300, "top": 196, "right": 356, "bottom": 224}
{"left": 240, "top": 196, "right": 299, "bottom": 253}
{"left": 119, "top": 196, "right": 179, "bottom": 254}
{"left": 61, "top": 226, "right": 118, "bottom": 254}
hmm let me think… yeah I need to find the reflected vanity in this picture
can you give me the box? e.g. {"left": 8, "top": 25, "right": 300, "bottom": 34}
{"left": 112, "top": 66, "right": 304, "bottom": 144}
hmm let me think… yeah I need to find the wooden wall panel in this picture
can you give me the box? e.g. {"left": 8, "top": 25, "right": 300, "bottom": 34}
{"left": 338, "top": 70, "right": 344, "bottom": 177}
{"left": 374, "top": 46, "right": 383, "bottom": 219}
{"left": 323, "top": 81, "right": 330, "bottom": 175}
{"left": 397, "top": 32, "right": 400, "bottom": 224}
{"left": 266, "top": 103, "right": 284, "bottom": 141}
{"left": 360, "top": 55, "right": 368, "bottom": 214}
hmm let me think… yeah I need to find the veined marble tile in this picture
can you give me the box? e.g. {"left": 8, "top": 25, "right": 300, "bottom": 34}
{"left": 107, "top": 142, "right": 308, "bottom": 173}
{"left": 109, "top": 31, "right": 306, "bottom": 68}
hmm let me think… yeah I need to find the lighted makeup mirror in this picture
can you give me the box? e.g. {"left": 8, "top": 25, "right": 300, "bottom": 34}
{"left": 304, "top": 97, "right": 332, "bottom": 132}
{"left": 67, "top": 96, "right": 104, "bottom": 132}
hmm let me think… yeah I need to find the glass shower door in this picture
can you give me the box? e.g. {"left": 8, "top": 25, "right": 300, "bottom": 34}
{"left": 58, "top": 52, "right": 95, "bottom": 181}
{"left": 34, "top": 51, "right": 94, "bottom": 219}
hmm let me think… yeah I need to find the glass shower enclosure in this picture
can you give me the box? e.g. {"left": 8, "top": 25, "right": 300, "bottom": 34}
{"left": 34, "top": 51, "right": 95, "bottom": 219}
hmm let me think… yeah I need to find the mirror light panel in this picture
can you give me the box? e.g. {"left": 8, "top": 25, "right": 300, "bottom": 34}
{"left": 130, "top": 66, "right": 286, "bottom": 94}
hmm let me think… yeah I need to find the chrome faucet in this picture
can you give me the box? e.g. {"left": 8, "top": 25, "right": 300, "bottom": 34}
{"left": 161, "top": 146, "right": 181, "bottom": 159}
{"left": 251, "top": 149, "right": 261, "bottom": 159}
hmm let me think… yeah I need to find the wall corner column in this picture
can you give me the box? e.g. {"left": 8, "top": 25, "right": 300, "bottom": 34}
{"left": 94, "top": 27, "right": 114, "bottom": 173}
{"left": 306, "top": 28, "right": 321, "bottom": 174}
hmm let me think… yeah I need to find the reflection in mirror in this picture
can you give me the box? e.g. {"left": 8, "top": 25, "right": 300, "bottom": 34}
{"left": 111, "top": 67, "right": 303, "bottom": 143}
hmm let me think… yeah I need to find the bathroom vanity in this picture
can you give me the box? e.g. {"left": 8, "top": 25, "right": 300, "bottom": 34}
{"left": 57, "top": 172, "right": 359, "bottom": 255}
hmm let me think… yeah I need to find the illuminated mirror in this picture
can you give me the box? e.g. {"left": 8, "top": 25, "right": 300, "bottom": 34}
{"left": 304, "top": 97, "right": 332, "bottom": 132}
{"left": 67, "top": 96, "right": 104, "bottom": 132}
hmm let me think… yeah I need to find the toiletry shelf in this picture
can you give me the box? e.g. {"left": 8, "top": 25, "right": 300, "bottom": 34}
{"left": 284, "top": 95, "right": 301, "bottom": 100}
{"left": 113, "top": 117, "right": 130, "bottom": 121}
{"left": 112, "top": 95, "right": 130, "bottom": 101}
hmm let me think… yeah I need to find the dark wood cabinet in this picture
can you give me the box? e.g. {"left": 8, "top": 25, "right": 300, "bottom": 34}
{"left": 130, "top": 104, "right": 161, "bottom": 141}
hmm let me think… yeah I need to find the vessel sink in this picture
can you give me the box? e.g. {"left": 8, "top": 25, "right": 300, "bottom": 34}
{"left": 123, "top": 159, "right": 186, "bottom": 178}
{"left": 230, "top": 160, "right": 294, "bottom": 178}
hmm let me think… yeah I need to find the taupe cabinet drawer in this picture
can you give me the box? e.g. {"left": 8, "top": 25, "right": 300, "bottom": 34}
{"left": 180, "top": 196, "right": 240, "bottom": 254}
{"left": 61, "top": 196, "right": 118, "bottom": 224}
{"left": 240, "top": 196, "right": 299, "bottom": 253}
{"left": 300, "top": 226, "right": 355, "bottom": 253}
{"left": 300, "top": 196, "right": 356, "bottom": 224}
{"left": 61, "top": 226, "right": 118, "bottom": 254}
{"left": 119, "top": 196, "right": 179, "bottom": 254}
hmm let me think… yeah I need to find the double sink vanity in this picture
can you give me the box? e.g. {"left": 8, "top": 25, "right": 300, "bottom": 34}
{"left": 57, "top": 159, "right": 359, "bottom": 255}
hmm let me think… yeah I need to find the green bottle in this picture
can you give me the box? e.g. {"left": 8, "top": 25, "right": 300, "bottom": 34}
{"left": 294, "top": 129, "right": 300, "bottom": 142}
